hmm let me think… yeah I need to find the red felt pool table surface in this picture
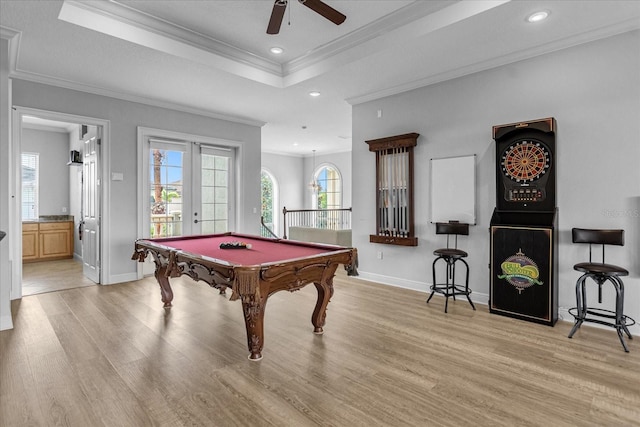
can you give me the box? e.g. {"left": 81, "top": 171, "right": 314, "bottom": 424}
{"left": 153, "top": 234, "right": 336, "bottom": 266}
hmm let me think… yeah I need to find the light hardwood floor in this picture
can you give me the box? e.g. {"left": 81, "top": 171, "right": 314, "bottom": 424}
{"left": 22, "top": 259, "right": 96, "bottom": 296}
{"left": 1, "top": 270, "right": 639, "bottom": 426}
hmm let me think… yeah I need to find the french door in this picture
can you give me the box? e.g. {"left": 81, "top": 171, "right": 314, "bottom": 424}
{"left": 145, "top": 138, "right": 235, "bottom": 239}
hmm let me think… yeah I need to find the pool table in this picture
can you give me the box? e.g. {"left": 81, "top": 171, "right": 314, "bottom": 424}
{"left": 132, "top": 232, "right": 358, "bottom": 360}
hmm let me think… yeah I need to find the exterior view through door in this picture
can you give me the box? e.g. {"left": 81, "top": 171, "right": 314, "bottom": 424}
{"left": 147, "top": 139, "right": 234, "bottom": 239}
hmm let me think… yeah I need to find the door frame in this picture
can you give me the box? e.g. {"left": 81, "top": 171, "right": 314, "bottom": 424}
{"left": 136, "top": 126, "right": 244, "bottom": 279}
{"left": 11, "top": 106, "right": 110, "bottom": 298}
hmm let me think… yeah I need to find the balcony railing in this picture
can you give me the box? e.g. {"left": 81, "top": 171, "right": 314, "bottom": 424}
{"left": 282, "top": 207, "right": 351, "bottom": 239}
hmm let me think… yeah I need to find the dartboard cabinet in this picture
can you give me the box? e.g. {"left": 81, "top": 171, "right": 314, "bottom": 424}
{"left": 489, "top": 118, "right": 558, "bottom": 326}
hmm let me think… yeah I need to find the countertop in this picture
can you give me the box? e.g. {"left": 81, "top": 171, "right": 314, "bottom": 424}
{"left": 23, "top": 215, "right": 74, "bottom": 223}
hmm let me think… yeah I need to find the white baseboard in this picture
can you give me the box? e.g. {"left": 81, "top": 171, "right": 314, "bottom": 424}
{"left": 355, "top": 270, "right": 490, "bottom": 306}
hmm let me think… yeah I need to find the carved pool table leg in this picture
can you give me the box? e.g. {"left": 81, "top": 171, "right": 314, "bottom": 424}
{"left": 311, "top": 264, "right": 338, "bottom": 334}
{"left": 241, "top": 294, "right": 266, "bottom": 361}
{"left": 154, "top": 265, "right": 174, "bottom": 308}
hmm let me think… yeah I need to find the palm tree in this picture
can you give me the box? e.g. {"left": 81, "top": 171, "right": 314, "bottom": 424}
{"left": 152, "top": 149, "right": 165, "bottom": 236}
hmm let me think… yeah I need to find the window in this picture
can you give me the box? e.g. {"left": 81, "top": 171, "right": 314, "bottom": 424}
{"left": 22, "top": 152, "right": 39, "bottom": 220}
{"left": 261, "top": 169, "right": 278, "bottom": 236}
{"left": 314, "top": 165, "right": 341, "bottom": 209}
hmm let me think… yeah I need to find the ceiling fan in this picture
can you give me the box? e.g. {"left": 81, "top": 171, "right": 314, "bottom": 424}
{"left": 267, "top": 0, "right": 346, "bottom": 35}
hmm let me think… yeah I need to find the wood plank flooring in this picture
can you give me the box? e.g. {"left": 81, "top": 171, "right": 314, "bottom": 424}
{"left": 22, "top": 259, "right": 95, "bottom": 296}
{"left": 1, "top": 270, "right": 639, "bottom": 426}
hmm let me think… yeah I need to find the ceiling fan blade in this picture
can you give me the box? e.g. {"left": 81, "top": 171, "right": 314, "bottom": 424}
{"left": 299, "top": 0, "right": 346, "bottom": 26}
{"left": 267, "top": 1, "right": 287, "bottom": 34}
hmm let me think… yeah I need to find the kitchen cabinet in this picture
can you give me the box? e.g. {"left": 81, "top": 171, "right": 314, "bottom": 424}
{"left": 22, "top": 221, "right": 74, "bottom": 262}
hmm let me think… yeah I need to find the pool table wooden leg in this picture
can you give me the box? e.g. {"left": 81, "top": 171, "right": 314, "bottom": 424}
{"left": 311, "top": 264, "right": 338, "bottom": 334}
{"left": 154, "top": 265, "right": 174, "bottom": 308}
{"left": 241, "top": 294, "right": 266, "bottom": 361}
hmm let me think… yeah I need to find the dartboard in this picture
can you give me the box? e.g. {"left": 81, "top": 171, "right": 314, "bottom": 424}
{"left": 501, "top": 140, "right": 550, "bottom": 182}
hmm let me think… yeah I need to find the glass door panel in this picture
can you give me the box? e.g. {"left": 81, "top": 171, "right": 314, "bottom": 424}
{"left": 196, "top": 146, "right": 233, "bottom": 234}
{"left": 148, "top": 140, "right": 187, "bottom": 238}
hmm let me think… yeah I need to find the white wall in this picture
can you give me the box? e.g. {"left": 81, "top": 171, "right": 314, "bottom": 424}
{"left": 10, "top": 79, "right": 262, "bottom": 284}
{"left": 0, "top": 37, "right": 12, "bottom": 330}
{"left": 261, "top": 152, "right": 303, "bottom": 236}
{"left": 352, "top": 30, "right": 640, "bottom": 332}
{"left": 21, "top": 128, "right": 70, "bottom": 216}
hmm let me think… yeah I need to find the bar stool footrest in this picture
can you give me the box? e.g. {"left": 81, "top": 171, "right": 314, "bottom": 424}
{"left": 568, "top": 307, "right": 636, "bottom": 330}
{"left": 430, "top": 283, "right": 472, "bottom": 297}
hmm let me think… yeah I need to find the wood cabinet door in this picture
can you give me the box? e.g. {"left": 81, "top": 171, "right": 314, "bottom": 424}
{"left": 38, "top": 222, "right": 73, "bottom": 260}
{"left": 22, "top": 224, "right": 39, "bottom": 260}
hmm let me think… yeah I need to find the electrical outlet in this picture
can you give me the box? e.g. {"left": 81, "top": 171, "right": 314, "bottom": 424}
{"left": 62, "top": 207, "right": 68, "bottom": 213}
{"left": 377, "top": 251, "right": 383, "bottom": 260}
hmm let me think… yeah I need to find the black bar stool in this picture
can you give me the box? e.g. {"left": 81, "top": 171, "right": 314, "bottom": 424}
{"left": 427, "top": 221, "right": 475, "bottom": 313}
{"left": 568, "top": 228, "right": 635, "bottom": 352}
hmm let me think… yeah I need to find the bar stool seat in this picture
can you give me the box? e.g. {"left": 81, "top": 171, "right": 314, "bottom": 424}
{"left": 427, "top": 221, "right": 475, "bottom": 313}
{"left": 568, "top": 228, "right": 635, "bottom": 352}
{"left": 434, "top": 248, "right": 468, "bottom": 258}
{"left": 574, "top": 262, "right": 628, "bottom": 276}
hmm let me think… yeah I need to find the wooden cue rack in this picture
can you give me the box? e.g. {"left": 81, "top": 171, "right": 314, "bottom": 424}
{"left": 366, "top": 133, "right": 418, "bottom": 246}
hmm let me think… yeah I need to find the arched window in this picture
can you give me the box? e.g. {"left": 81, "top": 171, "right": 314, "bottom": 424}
{"left": 314, "top": 165, "right": 341, "bottom": 209}
{"left": 261, "top": 169, "right": 278, "bottom": 236}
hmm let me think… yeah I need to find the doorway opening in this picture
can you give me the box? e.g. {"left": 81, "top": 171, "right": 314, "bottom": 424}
{"left": 12, "top": 107, "right": 109, "bottom": 298}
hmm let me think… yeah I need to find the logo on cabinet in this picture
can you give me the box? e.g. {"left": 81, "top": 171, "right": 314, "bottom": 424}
{"left": 498, "top": 249, "right": 543, "bottom": 293}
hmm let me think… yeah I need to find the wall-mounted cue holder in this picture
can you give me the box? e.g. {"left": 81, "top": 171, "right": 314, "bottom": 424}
{"left": 366, "top": 133, "right": 418, "bottom": 246}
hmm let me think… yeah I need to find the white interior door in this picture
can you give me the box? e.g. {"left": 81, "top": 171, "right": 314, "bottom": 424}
{"left": 81, "top": 126, "right": 101, "bottom": 283}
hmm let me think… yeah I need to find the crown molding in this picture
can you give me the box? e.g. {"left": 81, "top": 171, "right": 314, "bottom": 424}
{"left": 347, "top": 18, "right": 640, "bottom": 106}
{"left": 283, "top": 0, "right": 510, "bottom": 87}
{"left": 57, "top": 0, "right": 506, "bottom": 89}
{"left": 9, "top": 68, "right": 265, "bottom": 127}
{"left": 1, "top": 23, "right": 264, "bottom": 127}
{"left": 58, "top": 0, "right": 284, "bottom": 87}
{"left": 283, "top": 1, "right": 452, "bottom": 76}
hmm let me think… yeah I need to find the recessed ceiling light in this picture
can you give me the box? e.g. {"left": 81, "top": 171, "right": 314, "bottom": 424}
{"left": 309, "top": 91, "right": 321, "bottom": 97}
{"left": 270, "top": 46, "right": 284, "bottom": 54}
{"left": 527, "top": 10, "right": 549, "bottom": 23}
